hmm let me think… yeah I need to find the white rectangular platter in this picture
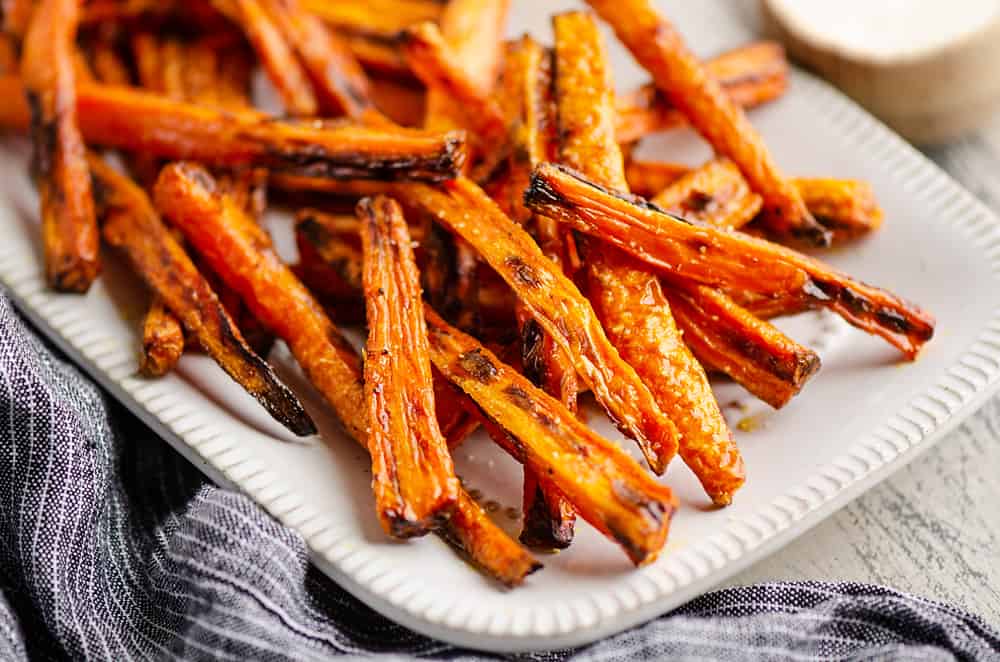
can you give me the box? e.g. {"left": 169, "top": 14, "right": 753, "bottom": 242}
{"left": 3, "top": 0, "right": 1000, "bottom": 653}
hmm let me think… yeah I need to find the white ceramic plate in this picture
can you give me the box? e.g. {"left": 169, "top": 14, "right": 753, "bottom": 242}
{"left": 4, "top": 0, "right": 1000, "bottom": 653}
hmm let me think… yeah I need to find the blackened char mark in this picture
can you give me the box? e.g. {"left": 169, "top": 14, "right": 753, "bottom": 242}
{"left": 504, "top": 255, "right": 541, "bottom": 288}
{"left": 456, "top": 348, "right": 499, "bottom": 384}
{"left": 26, "top": 92, "right": 56, "bottom": 180}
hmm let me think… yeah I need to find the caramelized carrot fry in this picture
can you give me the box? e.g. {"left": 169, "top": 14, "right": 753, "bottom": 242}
{"left": 213, "top": 0, "right": 318, "bottom": 116}
{"left": 21, "top": 0, "right": 100, "bottom": 292}
{"left": 0, "top": 78, "right": 467, "bottom": 180}
{"left": 651, "top": 158, "right": 763, "bottom": 228}
{"left": 398, "top": 178, "right": 679, "bottom": 474}
{"left": 359, "top": 196, "right": 459, "bottom": 537}
{"left": 526, "top": 163, "right": 936, "bottom": 358}
{"left": 795, "top": 178, "right": 884, "bottom": 242}
{"left": 624, "top": 159, "right": 690, "bottom": 198}
{"left": 302, "top": 0, "right": 442, "bottom": 39}
{"left": 2, "top": 0, "right": 33, "bottom": 37}
{"left": 614, "top": 41, "right": 789, "bottom": 143}
{"left": 553, "top": 11, "right": 742, "bottom": 504}
{"left": 666, "top": 284, "right": 821, "bottom": 409}
{"left": 258, "top": 0, "right": 373, "bottom": 117}
{"left": 520, "top": 468, "right": 576, "bottom": 549}
{"left": 726, "top": 289, "right": 815, "bottom": 320}
{"left": 154, "top": 162, "right": 535, "bottom": 584}
{"left": 587, "top": 0, "right": 829, "bottom": 245}
{"left": 425, "top": 307, "right": 677, "bottom": 565}
{"left": 402, "top": 21, "right": 506, "bottom": 154}
{"left": 139, "top": 297, "right": 185, "bottom": 378}
{"left": 89, "top": 156, "right": 316, "bottom": 436}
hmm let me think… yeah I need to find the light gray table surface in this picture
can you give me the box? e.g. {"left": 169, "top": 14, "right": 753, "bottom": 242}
{"left": 725, "top": 3, "right": 1000, "bottom": 628}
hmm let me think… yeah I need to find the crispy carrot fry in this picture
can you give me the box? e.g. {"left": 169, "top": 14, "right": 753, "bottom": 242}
{"left": 651, "top": 158, "right": 763, "bottom": 228}
{"left": 726, "top": 289, "right": 815, "bottom": 320}
{"left": 22, "top": 0, "right": 100, "bottom": 292}
{"left": 398, "top": 178, "right": 679, "bottom": 474}
{"left": 588, "top": 0, "right": 828, "bottom": 245}
{"left": 425, "top": 307, "right": 677, "bottom": 565}
{"left": 614, "top": 41, "right": 789, "bottom": 143}
{"left": 89, "top": 156, "right": 316, "bottom": 435}
{"left": 666, "top": 284, "right": 820, "bottom": 409}
{"left": 553, "top": 11, "right": 742, "bottom": 504}
{"left": 359, "top": 196, "right": 459, "bottom": 537}
{"left": 2, "top": 0, "right": 33, "bottom": 37}
{"left": 526, "top": 163, "right": 936, "bottom": 358}
{"left": 402, "top": 21, "right": 506, "bottom": 155}
{"left": 139, "top": 298, "right": 185, "bottom": 378}
{"left": 214, "top": 0, "right": 318, "bottom": 116}
{"left": 0, "top": 79, "right": 468, "bottom": 180}
{"left": 154, "top": 162, "right": 536, "bottom": 584}
{"left": 302, "top": 0, "right": 442, "bottom": 38}
{"left": 795, "top": 178, "right": 884, "bottom": 242}
{"left": 258, "top": 0, "right": 373, "bottom": 117}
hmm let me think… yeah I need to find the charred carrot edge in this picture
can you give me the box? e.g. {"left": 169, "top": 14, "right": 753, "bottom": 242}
{"left": 666, "top": 284, "right": 821, "bottom": 409}
{"left": 553, "top": 11, "right": 742, "bottom": 505}
{"left": 214, "top": 0, "right": 318, "bottom": 116}
{"left": 526, "top": 163, "right": 936, "bottom": 358}
{"left": 302, "top": 0, "right": 442, "bottom": 39}
{"left": 89, "top": 156, "right": 316, "bottom": 436}
{"left": 587, "top": 0, "right": 828, "bottom": 246}
{"left": 153, "top": 163, "right": 536, "bottom": 585}
{"left": 425, "top": 306, "right": 677, "bottom": 565}
{"left": 0, "top": 78, "right": 467, "bottom": 181}
{"left": 398, "top": 178, "right": 679, "bottom": 475}
{"left": 258, "top": 0, "right": 373, "bottom": 118}
{"left": 402, "top": 21, "right": 506, "bottom": 156}
{"left": 359, "top": 196, "right": 459, "bottom": 538}
{"left": 2, "top": 0, "right": 33, "bottom": 37}
{"left": 795, "top": 178, "right": 885, "bottom": 242}
{"left": 614, "top": 41, "right": 789, "bottom": 143}
{"left": 22, "top": 0, "right": 100, "bottom": 293}
{"left": 651, "top": 158, "right": 763, "bottom": 229}
{"left": 139, "top": 297, "right": 185, "bottom": 378}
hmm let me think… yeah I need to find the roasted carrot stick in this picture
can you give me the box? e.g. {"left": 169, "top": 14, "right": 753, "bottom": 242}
{"left": 398, "top": 178, "right": 679, "bottom": 475}
{"left": 425, "top": 307, "right": 677, "bottom": 565}
{"left": 526, "top": 163, "right": 936, "bottom": 358}
{"left": 553, "top": 11, "right": 743, "bottom": 504}
{"left": 651, "top": 158, "right": 763, "bottom": 229}
{"left": 257, "top": 0, "right": 373, "bottom": 118}
{"left": 588, "top": 0, "right": 829, "bottom": 246}
{"left": 624, "top": 159, "right": 689, "bottom": 198}
{"left": 614, "top": 41, "right": 789, "bottom": 144}
{"left": 359, "top": 196, "right": 459, "bottom": 537}
{"left": 302, "top": 0, "right": 442, "bottom": 38}
{"left": 666, "top": 284, "right": 821, "bottom": 409}
{"left": 21, "top": 0, "right": 100, "bottom": 293}
{"left": 368, "top": 77, "right": 425, "bottom": 127}
{"left": 153, "top": 162, "right": 537, "bottom": 585}
{"left": 0, "top": 78, "right": 467, "bottom": 180}
{"left": 90, "top": 156, "right": 316, "bottom": 436}
{"left": 138, "top": 299, "right": 185, "bottom": 378}
{"left": 402, "top": 21, "right": 506, "bottom": 156}
{"left": 213, "top": 0, "right": 318, "bottom": 116}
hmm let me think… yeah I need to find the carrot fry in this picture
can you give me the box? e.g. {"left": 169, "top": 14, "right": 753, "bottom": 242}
{"left": 359, "top": 196, "right": 459, "bottom": 537}
{"left": 302, "top": 0, "right": 442, "bottom": 39}
{"left": 21, "top": 0, "right": 100, "bottom": 292}
{"left": 368, "top": 78, "right": 425, "bottom": 127}
{"left": 614, "top": 41, "right": 789, "bottom": 143}
{"left": 89, "top": 156, "right": 316, "bottom": 436}
{"left": 154, "top": 162, "right": 536, "bottom": 584}
{"left": 214, "top": 0, "right": 318, "bottom": 116}
{"left": 725, "top": 289, "right": 815, "bottom": 320}
{"left": 624, "top": 159, "right": 690, "bottom": 198}
{"left": 402, "top": 21, "right": 506, "bottom": 156}
{"left": 398, "top": 178, "right": 680, "bottom": 475}
{"left": 425, "top": 307, "right": 677, "bottom": 565}
{"left": 340, "top": 33, "right": 412, "bottom": 81}
{"left": 0, "top": 78, "right": 467, "bottom": 180}
{"left": 553, "top": 11, "right": 742, "bottom": 504}
{"left": 795, "top": 178, "right": 884, "bottom": 242}
{"left": 139, "top": 297, "right": 185, "bottom": 378}
{"left": 258, "top": 0, "right": 373, "bottom": 118}
{"left": 666, "top": 284, "right": 821, "bottom": 409}
{"left": 650, "top": 158, "right": 763, "bottom": 228}
{"left": 526, "top": 163, "right": 936, "bottom": 358}
{"left": 587, "top": 0, "right": 829, "bottom": 245}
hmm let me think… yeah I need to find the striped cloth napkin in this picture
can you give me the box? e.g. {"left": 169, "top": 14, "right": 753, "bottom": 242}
{"left": 1, "top": 290, "right": 998, "bottom": 661}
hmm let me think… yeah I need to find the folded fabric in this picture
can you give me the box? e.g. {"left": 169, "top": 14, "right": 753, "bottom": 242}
{"left": 1, "top": 290, "right": 997, "bottom": 661}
